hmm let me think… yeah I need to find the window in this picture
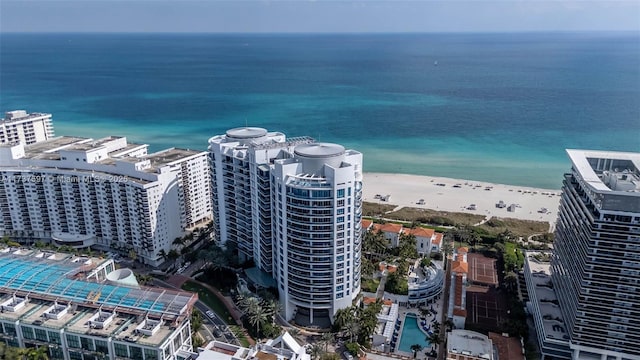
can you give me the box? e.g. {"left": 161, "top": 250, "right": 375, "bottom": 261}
{"left": 114, "top": 343, "right": 128, "bottom": 357}
{"left": 337, "top": 189, "right": 345, "bottom": 198}
{"left": 66, "top": 334, "right": 80, "bottom": 348}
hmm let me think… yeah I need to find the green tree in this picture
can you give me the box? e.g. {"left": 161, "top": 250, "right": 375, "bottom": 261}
{"left": 320, "top": 332, "right": 334, "bottom": 353}
{"left": 427, "top": 332, "right": 441, "bottom": 345}
{"left": 410, "top": 344, "right": 423, "bottom": 359}
{"left": 363, "top": 230, "right": 388, "bottom": 260}
{"left": 398, "top": 233, "right": 418, "bottom": 259}
{"left": 504, "top": 271, "right": 519, "bottom": 293}
{"left": 309, "top": 344, "right": 323, "bottom": 360}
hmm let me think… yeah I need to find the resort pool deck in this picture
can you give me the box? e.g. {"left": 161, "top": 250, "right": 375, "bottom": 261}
{"left": 398, "top": 313, "right": 430, "bottom": 353}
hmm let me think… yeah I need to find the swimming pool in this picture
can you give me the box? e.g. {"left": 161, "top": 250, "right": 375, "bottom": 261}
{"left": 398, "top": 313, "right": 430, "bottom": 353}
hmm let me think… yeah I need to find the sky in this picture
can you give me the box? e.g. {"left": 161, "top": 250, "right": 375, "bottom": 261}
{"left": 1, "top": 0, "right": 639, "bottom": 33}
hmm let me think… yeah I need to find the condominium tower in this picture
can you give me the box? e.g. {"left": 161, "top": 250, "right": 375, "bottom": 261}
{"left": 1, "top": 110, "right": 54, "bottom": 145}
{"left": 209, "top": 128, "right": 363, "bottom": 326}
{"left": 0, "top": 136, "right": 212, "bottom": 266}
{"left": 208, "top": 128, "right": 314, "bottom": 272}
{"left": 551, "top": 149, "right": 640, "bottom": 360}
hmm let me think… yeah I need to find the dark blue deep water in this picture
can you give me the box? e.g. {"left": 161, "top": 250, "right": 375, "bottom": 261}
{"left": 1, "top": 33, "right": 639, "bottom": 188}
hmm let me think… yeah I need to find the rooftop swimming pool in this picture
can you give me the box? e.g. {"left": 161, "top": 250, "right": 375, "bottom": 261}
{"left": 398, "top": 313, "right": 430, "bottom": 352}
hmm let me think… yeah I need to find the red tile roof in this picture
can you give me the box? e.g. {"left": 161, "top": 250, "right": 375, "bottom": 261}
{"left": 488, "top": 332, "right": 525, "bottom": 360}
{"left": 454, "top": 274, "right": 465, "bottom": 307}
{"left": 403, "top": 227, "right": 435, "bottom": 238}
{"left": 452, "top": 308, "right": 467, "bottom": 317}
{"left": 373, "top": 223, "right": 403, "bottom": 234}
{"left": 361, "top": 219, "right": 373, "bottom": 230}
{"left": 432, "top": 233, "right": 443, "bottom": 245}
{"left": 451, "top": 260, "right": 468, "bottom": 274}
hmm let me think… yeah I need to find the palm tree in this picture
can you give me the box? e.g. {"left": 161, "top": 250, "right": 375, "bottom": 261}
{"left": 419, "top": 307, "right": 430, "bottom": 319}
{"left": 320, "top": 332, "right": 334, "bottom": 353}
{"left": 334, "top": 307, "right": 355, "bottom": 330}
{"left": 158, "top": 249, "right": 168, "bottom": 262}
{"left": 427, "top": 332, "right": 441, "bottom": 345}
{"left": 342, "top": 319, "right": 359, "bottom": 343}
{"left": 410, "top": 344, "right": 423, "bottom": 359}
{"left": 309, "top": 344, "right": 323, "bottom": 360}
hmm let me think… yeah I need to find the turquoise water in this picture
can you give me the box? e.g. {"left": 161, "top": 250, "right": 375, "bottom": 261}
{"left": 398, "top": 313, "right": 430, "bottom": 353}
{"left": 1, "top": 33, "right": 638, "bottom": 189}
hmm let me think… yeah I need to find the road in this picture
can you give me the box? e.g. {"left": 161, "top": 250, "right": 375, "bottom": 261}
{"left": 152, "top": 278, "right": 240, "bottom": 345}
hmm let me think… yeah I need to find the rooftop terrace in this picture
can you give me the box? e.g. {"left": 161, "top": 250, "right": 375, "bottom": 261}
{"left": 0, "top": 249, "right": 197, "bottom": 320}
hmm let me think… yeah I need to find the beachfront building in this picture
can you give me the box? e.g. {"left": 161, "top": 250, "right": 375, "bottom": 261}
{"left": 1, "top": 110, "right": 54, "bottom": 145}
{"left": 550, "top": 149, "right": 640, "bottom": 360}
{"left": 209, "top": 128, "right": 363, "bottom": 326}
{"left": 524, "top": 251, "right": 572, "bottom": 360}
{"left": 446, "top": 330, "right": 495, "bottom": 360}
{"left": 0, "top": 248, "right": 198, "bottom": 360}
{"left": 447, "top": 247, "right": 468, "bottom": 329}
{"left": 403, "top": 227, "right": 441, "bottom": 256}
{"left": 371, "top": 223, "right": 403, "bottom": 247}
{"left": 0, "top": 136, "right": 212, "bottom": 266}
{"left": 197, "top": 331, "right": 310, "bottom": 360}
{"left": 271, "top": 142, "right": 363, "bottom": 326}
{"left": 524, "top": 149, "right": 640, "bottom": 360}
{"left": 208, "top": 128, "right": 314, "bottom": 273}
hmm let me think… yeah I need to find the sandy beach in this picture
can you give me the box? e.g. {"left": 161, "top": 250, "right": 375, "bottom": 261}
{"left": 362, "top": 173, "right": 561, "bottom": 224}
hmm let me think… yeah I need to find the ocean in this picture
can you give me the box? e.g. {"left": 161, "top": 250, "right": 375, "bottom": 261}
{"left": 1, "top": 32, "right": 638, "bottom": 189}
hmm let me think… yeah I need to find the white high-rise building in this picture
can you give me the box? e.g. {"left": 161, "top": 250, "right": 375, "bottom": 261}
{"left": 208, "top": 128, "right": 314, "bottom": 273}
{"left": 0, "top": 136, "right": 212, "bottom": 266}
{"left": 209, "top": 129, "right": 363, "bottom": 326}
{"left": 1, "top": 110, "right": 55, "bottom": 145}
{"left": 271, "top": 143, "right": 363, "bottom": 326}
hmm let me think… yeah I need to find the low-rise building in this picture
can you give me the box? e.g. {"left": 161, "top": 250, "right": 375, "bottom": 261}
{"left": 523, "top": 251, "right": 572, "bottom": 359}
{"left": 446, "top": 329, "right": 494, "bottom": 360}
{"left": 197, "top": 332, "right": 310, "bottom": 360}
{"left": 371, "top": 223, "right": 403, "bottom": 247}
{"left": 0, "top": 248, "right": 198, "bottom": 360}
{"left": 448, "top": 248, "right": 468, "bottom": 329}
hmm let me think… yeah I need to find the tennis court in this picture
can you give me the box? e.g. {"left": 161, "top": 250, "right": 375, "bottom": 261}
{"left": 466, "top": 285, "right": 506, "bottom": 331}
{"left": 467, "top": 253, "right": 498, "bottom": 286}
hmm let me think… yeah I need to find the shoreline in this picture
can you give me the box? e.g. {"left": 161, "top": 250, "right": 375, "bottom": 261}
{"left": 362, "top": 172, "right": 561, "bottom": 224}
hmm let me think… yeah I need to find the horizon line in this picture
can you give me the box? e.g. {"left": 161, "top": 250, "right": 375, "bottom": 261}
{"left": 2, "top": 30, "right": 638, "bottom": 35}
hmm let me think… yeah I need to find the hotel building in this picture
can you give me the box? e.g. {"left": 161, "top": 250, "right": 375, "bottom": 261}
{"left": 0, "top": 248, "right": 198, "bottom": 360}
{"left": 209, "top": 129, "right": 363, "bottom": 326}
{"left": 0, "top": 110, "right": 54, "bottom": 145}
{"left": 525, "top": 149, "right": 640, "bottom": 360}
{"left": 0, "top": 136, "right": 212, "bottom": 267}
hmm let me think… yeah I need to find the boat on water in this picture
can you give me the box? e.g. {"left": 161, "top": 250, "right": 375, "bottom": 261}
{"left": 434, "top": 60, "right": 438, "bottom": 66}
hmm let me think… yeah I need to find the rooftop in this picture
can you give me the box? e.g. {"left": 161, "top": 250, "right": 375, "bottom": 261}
{"left": 447, "top": 329, "right": 493, "bottom": 360}
{"left": 403, "top": 227, "right": 435, "bottom": 238}
{"left": 0, "top": 249, "right": 197, "bottom": 320}
{"left": 372, "top": 223, "right": 403, "bottom": 234}
{"left": 567, "top": 149, "right": 640, "bottom": 193}
{"left": 294, "top": 143, "right": 345, "bottom": 158}
{"left": 1, "top": 110, "right": 51, "bottom": 123}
